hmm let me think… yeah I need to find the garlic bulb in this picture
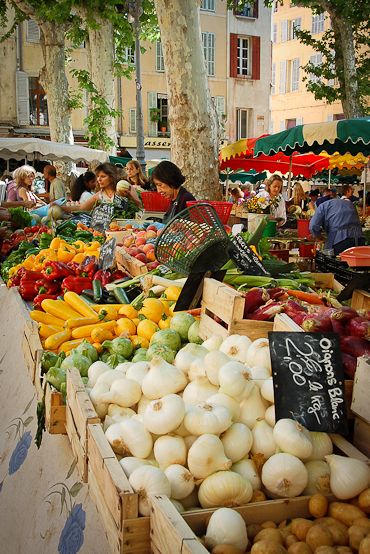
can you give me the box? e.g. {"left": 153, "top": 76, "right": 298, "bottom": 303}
{"left": 202, "top": 335, "right": 223, "bottom": 351}
{"left": 204, "top": 350, "right": 230, "bottom": 385}
{"left": 141, "top": 358, "right": 187, "bottom": 400}
{"left": 188, "top": 358, "right": 207, "bottom": 381}
{"left": 198, "top": 470, "right": 253, "bottom": 508}
{"left": 261, "top": 378, "right": 274, "bottom": 403}
{"left": 143, "top": 394, "right": 185, "bottom": 435}
{"left": 164, "top": 464, "right": 195, "bottom": 499}
{"left": 129, "top": 465, "right": 171, "bottom": 516}
{"left": 174, "top": 350, "right": 196, "bottom": 374}
{"left": 325, "top": 454, "right": 370, "bottom": 499}
{"left": 265, "top": 404, "right": 276, "bottom": 427}
{"left": 153, "top": 435, "right": 187, "bottom": 468}
{"left": 273, "top": 419, "right": 313, "bottom": 460}
{"left": 219, "top": 334, "right": 252, "bottom": 363}
{"left": 187, "top": 434, "right": 232, "bottom": 479}
{"left": 119, "top": 456, "right": 152, "bottom": 477}
{"left": 105, "top": 418, "right": 153, "bottom": 457}
{"left": 232, "top": 459, "right": 261, "bottom": 491}
{"left": 207, "top": 393, "right": 241, "bottom": 422}
{"left": 306, "top": 432, "right": 333, "bottom": 461}
{"left": 205, "top": 508, "right": 249, "bottom": 551}
{"left": 238, "top": 385, "right": 268, "bottom": 429}
{"left": 182, "top": 378, "right": 218, "bottom": 406}
{"left": 220, "top": 423, "right": 253, "bottom": 463}
{"left": 303, "top": 460, "right": 331, "bottom": 495}
{"left": 262, "top": 453, "right": 308, "bottom": 497}
{"left": 248, "top": 365, "right": 271, "bottom": 387}
{"left": 108, "top": 405, "right": 136, "bottom": 418}
{"left": 101, "top": 377, "right": 141, "bottom": 408}
{"left": 251, "top": 419, "right": 276, "bottom": 459}
{"left": 184, "top": 402, "right": 232, "bottom": 436}
{"left": 219, "top": 362, "right": 254, "bottom": 400}
{"left": 125, "top": 361, "right": 150, "bottom": 385}
{"left": 246, "top": 338, "right": 271, "bottom": 373}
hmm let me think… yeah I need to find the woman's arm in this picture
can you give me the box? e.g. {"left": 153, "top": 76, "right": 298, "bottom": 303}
{"left": 62, "top": 193, "right": 98, "bottom": 212}
{"left": 128, "top": 187, "right": 142, "bottom": 208}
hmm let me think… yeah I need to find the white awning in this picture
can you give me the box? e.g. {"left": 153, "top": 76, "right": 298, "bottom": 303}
{"left": 0, "top": 137, "right": 108, "bottom": 163}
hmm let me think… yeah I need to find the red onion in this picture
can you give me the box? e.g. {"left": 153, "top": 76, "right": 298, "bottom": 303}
{"left": 301, "top": 312, "right": 332, "bottom": 333}
{"left": 340, "top": 336, "right": 370, "bottom": 358}
{"left": 346, "top": 317, "right": 370, "bottom": 340}
{"left": 248, "top": 301, "right": 284, "bottom": 321}
{"left": 341, "top": 353, "right": 357, "bottom": 379}
{"left": 243, "top": 288, "right": 270, "bottom": 316}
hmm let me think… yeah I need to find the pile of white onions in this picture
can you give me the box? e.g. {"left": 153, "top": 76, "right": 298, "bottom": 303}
{"left": 87, "top": 335, "right": 370, "bottom": 516}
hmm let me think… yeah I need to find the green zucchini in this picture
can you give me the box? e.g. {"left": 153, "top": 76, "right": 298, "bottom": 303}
{"left": 113, "top": 287, "right": 130, "bottom": 304}
{"left": 92, "top": 279, "right": 103, "bottom": 303}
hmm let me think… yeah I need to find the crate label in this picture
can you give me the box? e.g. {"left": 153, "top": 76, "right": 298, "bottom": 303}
{"left": 269, "top": 331, "right": 348, "bottom": 434}
{"left": 228, "top": 234, "right": 268, "bottom": 276}
{"left": 91, "top": 203, "right": 114, "bottom": 232}
{"left": 99, "top": 237, "right": 116, "bottom": 270}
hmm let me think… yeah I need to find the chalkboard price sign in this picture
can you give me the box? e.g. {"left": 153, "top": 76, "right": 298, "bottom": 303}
{"left": 269, "top": 331, "right": 348, "bottom": 434}
{"left": 228, "top": 234, "right": 268, "bottom": 276}
{"left": 91, "top": 203, "right": 114, "bottom": 232}
{"left": 99, "top": 237, "right": 116, "bottom": 270}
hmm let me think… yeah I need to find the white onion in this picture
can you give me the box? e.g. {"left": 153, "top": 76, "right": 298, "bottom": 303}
{"left": 325, "top": 454, "right": 370, "bottom": 499}
{"left": 303, "top": 460, "right": 331, "bottom": 495}
{"left": 262, "top": 453, "right": 308, "bottom": 498}
{"left": 273, "top": 418, "right": 313, "bottom": 460}
{"left": 232, "top": 458, "right": 261, "bottom": 491}
{"left": 246, "top": 338, "right": 271, "bottom": 372}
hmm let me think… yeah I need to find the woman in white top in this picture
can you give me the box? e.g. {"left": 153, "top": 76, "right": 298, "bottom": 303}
{"left": 258, "top": 174, "right": 286, "bottom": 227}
{"left": 70, "top": 171, "right": 97, "bottom": 203}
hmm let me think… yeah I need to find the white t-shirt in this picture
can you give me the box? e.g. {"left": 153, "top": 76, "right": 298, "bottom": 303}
{"left": 79, "top": 190, "right": 93, "bottom": 203}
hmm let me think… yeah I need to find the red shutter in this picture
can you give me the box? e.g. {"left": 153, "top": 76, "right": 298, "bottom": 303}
{"left": 252, "top": 36, "right": 261, "bottom": 80}
{"left": 253, "top": 0, "right": 259, "bottom": 18}
{"left": 230, "top": 33, "right": 238, "bottom": 78}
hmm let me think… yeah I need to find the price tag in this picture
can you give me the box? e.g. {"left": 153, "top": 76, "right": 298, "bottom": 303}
{"left": 228, "top": 234, "right": 268, "bottom": 276}
{"left": 91, "top": 203, "right": 114, "bottom": 232}
{"left": 269, "top": 331, "right": 348, "bottom": 434}
{"left": 99, "top": 237, "right": 116, "bottom": 270}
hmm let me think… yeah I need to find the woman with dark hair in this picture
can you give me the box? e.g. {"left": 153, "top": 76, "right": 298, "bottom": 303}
{"left": 151, "top": 161, "right": 195, "bottom": 222}
{"left": 70, "top": 171, "right": 97, "bottom": 202}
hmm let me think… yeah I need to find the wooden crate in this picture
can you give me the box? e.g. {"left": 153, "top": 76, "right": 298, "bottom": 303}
{"left": 353, "top": 417, "right": 370, "bottom": 458}
{"left": 351, "top": 289, "right": 370, "bottom": 311}
{"left": 199, "top": 278, "right": 273, "bottom": 340}
{"left": 351, "top": 356, "right": 370, "bottom": 423}
{"left": 45, "top": 383, "right": 66, "bottom": 434}
{"left": 22, "top": 320, "right": 43, "bottom": 384}
{"left": 87, "top": 423, "right": 150, "bottom": 554}
{"left": 308, "top": 272, "right": 343, "bottom": 293}
{"left": 115, "top": 247, "right": 148, "bottom": 278}
{"left": 66, "top": 368, "right": 100, "bottom": 482}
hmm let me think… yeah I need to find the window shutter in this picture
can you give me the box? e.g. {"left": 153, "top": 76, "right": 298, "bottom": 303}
{"left": 251, "top": 36, "right": 260, "bottom": 80}
{"left": 327, "top": 114, "right": 333, "bottom": 122}
{"left": 147, "top": 91, "right": 158, "bottom": 137}
{"left": 230, "top": 33, "right": 238, "bottom": 78}
{"left": 253, "top": 0, "right": 259, "bottom": 18}
{"left": 26, "top": 20, "right": 40, "bottom": 43}
{"left": 281, "top": 20, "right": 288, "bottom": 42}
{"left": 129, "top": 108, "right": 137, "bottom": 133}
{"left": 279, "top": 60, "right": 287, "bottom": 93}
{"left": 16, "top": 70, "right": 30, "bottom": 125}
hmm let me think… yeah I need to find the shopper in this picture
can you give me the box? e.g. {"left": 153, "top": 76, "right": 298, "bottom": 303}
{"left": 291, "top": 182, "right": 307, "bottom": 210}
{"left": 70, "top": 171, "right": 97, "bottom": 202}
{"left": 229, "top": 187, "right": 245, "bottom": 205}
{"left": 258, "top": 174, "right": 286, "bottom": 227}
{"left": 309, "top": 197, "right": 365, "bottom": 255}
{"left": 151, "top": 160, "right": 195, "bottom": 223}
{"left": 13, "top": 165, "right": 46, "bottom": 208}
{"left": 126, "top": 160, "right": 150, "bottom": 190}
{"left": 316, "top": 187, "right": 336, "bottom": 207}
{"left": 43, "top": 165, "right": 66, "bottom": 201}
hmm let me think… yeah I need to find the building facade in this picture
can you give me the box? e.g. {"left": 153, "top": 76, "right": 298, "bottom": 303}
{"left": 271, "top": 0, "right": 344, "bottom": 133}
{"left": 0, "top": 1, "right": 271, "bottom": 159}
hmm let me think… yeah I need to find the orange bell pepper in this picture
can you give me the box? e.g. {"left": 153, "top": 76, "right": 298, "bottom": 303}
{"left": 57, "top": 244, "right": 76, "bottom": 263}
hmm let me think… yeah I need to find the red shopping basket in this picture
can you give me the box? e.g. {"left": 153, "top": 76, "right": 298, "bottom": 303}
{"left": 186, "top": 201, "right": 232, "bottom": 224}
{"left": 141, "top": 192, "right": 170, "bottom": 211}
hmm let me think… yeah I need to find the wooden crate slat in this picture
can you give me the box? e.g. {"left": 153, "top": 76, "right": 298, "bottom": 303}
{"left": 273, "top": 313, "right": 303, "bottom": 332}
{"left": 45, "top": 384, "right": 66, "bottom": 434}
{"left": 201, "top": 278, "right": 244, "bottom": 322}
{"left": 351, "top": 290, "right": 370, "bottom": 311}
{"left": 66, "top": 405, "right": 87, "bottom": 482}
{"left": 198, "top": 312, "right": 228, "bottom": 340}
{"left": 353, "top": 417, "right": 370, "bottom": 458}
{"left": 229, "top": 319, "right": 274, "bottom": 339}
{"left": 351, "top": 356, "right": 370, "bottom": 424}
{"left": 115, "top": 247, "right": 148, "bottom": 278}
{"left": 330, "top": 433, "right": 369, "bottom": 462}
{"left": 67, "top": 368, "right": 100, "bottom": 440}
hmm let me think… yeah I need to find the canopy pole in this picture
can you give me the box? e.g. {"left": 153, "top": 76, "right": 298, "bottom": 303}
{"left": 328, "top": 169, "right": 331, "bottom": 188}
{"left": 225, "top": 168, "right": 230, "bottom": 200}
{"left": 363, "top": 163, "right": 368, "bottom": 217}
{"left": 287, "top": 154, "right": 293, "bottom": 197}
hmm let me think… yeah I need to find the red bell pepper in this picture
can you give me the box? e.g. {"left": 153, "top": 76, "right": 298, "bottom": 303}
{"left": 76, "top": 256, "right": 98, "bottom": 279}
{"left": 33, "top": 293, "right": 59, "bottom": 310}
{"left": 111, "top": 269, "right": 127, "bottom": 281}
{"left": 18, "top": 280, "right": 38, "bottom": 301}
{"left": 20, "top": 270, "right": 44, "bottom": 281}
{"left": 43, "top": 261, "right": 74, "bottom": 281}
{"left": 35, "top": 278, "right": 61, "bottom": 295}
{"left": 9, "top": 267, "right": 27, "bottom": 287}
{"left": 93, "top": 269, "right": 112, "bottom": 287}
{"left": 62, "top": 275, "right": 93, "bottom": 294}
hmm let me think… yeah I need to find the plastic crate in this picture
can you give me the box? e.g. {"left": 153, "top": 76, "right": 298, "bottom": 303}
{"left": 315, "top": 251, "right": 369, "bottom": 285}
{"left": 186, "top": 201, "right": 233, "bottom": 224}
{"left": 141, "top": 192, "right": 170, "bottom": 211}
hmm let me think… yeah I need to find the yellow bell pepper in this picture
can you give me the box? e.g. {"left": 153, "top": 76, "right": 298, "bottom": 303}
{"left": 86, "top": 250, "right": 99, "bottom": 259}
{"left": 57, "top": 245, "right": 76, "bottom": 263}
{"left": 20, "top": 255, "right": 37, "bottom": 270}
{"left": 71, "top": 253, "right": 86, "bottom": 263}
{"left": 72, "top": 240, "right": 86, "bottom": 251}
{"left": 41, "top": 252, "right": 58, "bottom": 265}
{"left": 50, "top": 237, "right": 61, "bottom": 249}
{"left": 8, "top": 263, "right": 22, "bottom": 279}
{"left": 85, "top": 241, "right": 101, "bottom": 251}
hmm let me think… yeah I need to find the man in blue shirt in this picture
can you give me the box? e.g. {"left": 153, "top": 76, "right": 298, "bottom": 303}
{"left": 309, "top": 197, "right": 365, "bottom": 255}
{"left": 316, "top": 187, "right": 337, "bottom": 207}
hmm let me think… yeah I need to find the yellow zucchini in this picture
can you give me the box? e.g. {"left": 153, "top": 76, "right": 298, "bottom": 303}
{"left": 71, "top": 320, "right": 116, "bottom": 339}
{"left": 41, "top": 299, "right": 81, "bottom": 321}
{"left": 38, "top": 323, "right": 63, "bottom": 338}
{"left": 30, "top": 310, "right": 65, "bottom": 328}
{"left": 63, "top": 291, "right": 99, "bottom": 319}
{"left": 58, "top": 338, "right": 91, "bottom": 353}
{"left": 91, "top": 327, "right": 114, "bottom": 343}
{"left": 92, "top": 304, "right": 124, "bottom": 311}
{"left": 45, "top": 329, "right": 71, "bottom": 350}
{"left": 64, "top": 317, "right": 101, "bottom": 329}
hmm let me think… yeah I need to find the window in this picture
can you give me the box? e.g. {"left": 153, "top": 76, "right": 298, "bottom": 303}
{"left": 286, "top": 118, "right": 296, "bottom": 129}
{"left": 156, "top": 41, "right": 165, "bottom": 72}
{"left": 334, "top": 113, "right": 345, "bottom": 120}
{"left": 271, "top": 63, "right": 276, "bottom": 95}
{"left": 202, "top": 32, "right": 215, "bottom": 76}
{"left": 311, "top": 13, "right": 325, "bottom": 34}
{"left": 129, "top": 108, "right": 136, "bottom": 133}
{"left": 200, "top": 0, "right": 215, "bottom": 11}
{"left": 124, "top": 47, "right": 135, "bottom": 65}
{"left": 26, "top": 20, "right": 40, "bottom": 43}
{"left": 291, "top": 17, "right": 301, "bottom": 39}
{"left": 29, "top": 77, "right": 48, "bottom": 126}
{"left": 309, "top": 53, "right": 322, "bottom": 83}
{"left": 236, "top": 109, "right": 250, "bottom": 139}
{"left": 273, "top": 24, "right": 277, "bottom": 43}
{"left": 281, "top": 20, "right": 288, "bottom": 42}
{"left": 237, "top": 37, "right": 250, "bottom": 76}
{"left": 234, "top": 1, "right": 258, "bottom": 18}
{"left": 291, "top": 58, "right": 300, "bottom": 92}
{"left": 279, "top": 60, "right": 287, "bottom": 93}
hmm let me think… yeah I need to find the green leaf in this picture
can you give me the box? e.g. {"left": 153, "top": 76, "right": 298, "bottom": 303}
{"left": 22, "top": 395, "right": 35, "bottom": 415}
{"left": 24, "top": 416, "right": 34, "bottom": 427}
{"left": 69, "top": 482, "right": 83, "bottom": 497}
{"left": 60, "top": 487, "right": 66, "bottom": 515}
{"left": 66, "top": 459, "right": 77, "bottom": 480}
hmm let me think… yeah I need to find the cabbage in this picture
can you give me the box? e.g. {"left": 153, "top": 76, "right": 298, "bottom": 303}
{"left": 105, "top": 353, "right": 127, "bottom": 368}
{"left": 188, "top": 320, "right": 202, "bottom": 344}
{"left": 48, "top": 204, "right": 64, "bottom": 220}
{"left": 132, "top": 348, "right": 148, "bottom": 362}
{"left": 146, "top": 343, "right": 175, "bottom": 364}
{"left": 150, "top": 329, "right": 182, "bottom": 352}
{"left": 74, "top": 340, "right": 98, "bottom": 363}
{"left": 170, "top": 313, "right": 195, "bottom": 342}
{"left": 61, "top": 353, "right": 91, "bottom": 377}
{"left": 102, "top": 337, "right": 133, "bottom": 359}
